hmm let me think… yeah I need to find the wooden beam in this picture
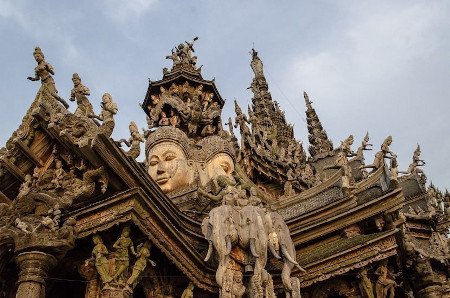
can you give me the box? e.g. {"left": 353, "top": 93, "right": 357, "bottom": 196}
{"left": 0, "top": 157, "right": 25, "bottom": 181}
{"left": 14, "top": 139, "right": 43, "bottom": 167}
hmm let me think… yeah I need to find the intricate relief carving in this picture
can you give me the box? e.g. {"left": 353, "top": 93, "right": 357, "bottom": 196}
{"left": 146, "top": 81, "right": 222, "bottom": 140}
{"left": 84, "top": 228, "right": 155, "bottom": 296}
{"left": 165, "top": 37, "right": 200, "bottom": 73}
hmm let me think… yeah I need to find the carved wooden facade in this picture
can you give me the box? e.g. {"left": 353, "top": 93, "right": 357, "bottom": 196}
{"left": 0, "top": 40, "right": 449, "bottom": 298}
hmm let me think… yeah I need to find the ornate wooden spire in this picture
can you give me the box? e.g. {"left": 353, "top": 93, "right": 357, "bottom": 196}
{"left": 304, "top": 91, "right": 333, "bottom": 157}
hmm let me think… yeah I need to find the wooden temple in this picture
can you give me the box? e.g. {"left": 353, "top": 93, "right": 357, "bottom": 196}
{"left": 0, "top": 40, "right": 449, "bottom": 298}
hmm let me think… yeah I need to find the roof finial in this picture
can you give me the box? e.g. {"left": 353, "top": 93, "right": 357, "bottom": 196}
{"left": 304, "top": 92, "right": 333, "bottom": 157}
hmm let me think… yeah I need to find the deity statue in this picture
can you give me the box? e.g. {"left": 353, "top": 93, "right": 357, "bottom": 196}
{"left": 118, "top": 121, "right": 144, "bottom": 159}
{"left": 27, "top": 47, "right": 69, "bottom": 108}
{"left": 125, "top": 240, "right": 155, "bottom": 291}
{"left": 112, "top": 226, "right": 136, "bottom": 282}
{"left": 375, "top": 264, "right": 398, "bottom": 298}
{"left": 89, "top": 93, "right": 118, "bottom": 137}
{"left": 70, "top": 73, "right": 94, "bottom": 117}
{"left": 87, "top": 234, "right": 113, "bottom": 284}
{"left": 146, "top": 127, "right": 195, "bottom": 193}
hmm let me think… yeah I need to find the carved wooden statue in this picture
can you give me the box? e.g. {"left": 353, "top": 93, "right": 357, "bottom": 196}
{"left": 70, "top": 73, "right": 94, "bottom": 117}
{"left": 27, "top": 46, "right": 69, "bottom": 108}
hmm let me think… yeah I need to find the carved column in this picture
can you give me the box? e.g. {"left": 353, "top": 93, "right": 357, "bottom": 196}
{"left": 15, "top": 251, "right": 57, "bottom": 298}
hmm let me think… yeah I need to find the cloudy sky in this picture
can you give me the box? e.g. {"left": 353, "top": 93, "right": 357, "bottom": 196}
{"left": 0, "top": 1, "right": 449, "bottom": 188}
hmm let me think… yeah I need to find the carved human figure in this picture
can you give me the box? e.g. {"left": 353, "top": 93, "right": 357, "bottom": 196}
{"left": 118, "top": 121, "right": 144, "bottom": 159}
{"left": 51, "top": 159, "right": 65, "bottom": 189}
{"left": 375, "top": 264, "right": 397, "bottom": 298}
{"left": 87, "top": 234, "right": 113, "bottom": 284}
{"left": 126, "top": 240, "right": 154, "bottom": 291}
{"left": 250, "top": 49, "right": 264, "bottom": 78}
{"left": 27, "top": 47, "right": 69, "bottom": 108}
{"left": 89, "top": 93, "right": 118, "bottom": 137}
{"left": 70, "top": 73, "right": 94, "bottom": 117}
{"left": 112, "top": 226, "right": 136, "bottom": 281}
{"left": 159, "top": 111, "right": 170, "bottom": 126}
{"left": 341, "top": 135, "right": 356, "bottom": 157}
{"left": 147, "top": 140, "right": 194, "bottom": 193}
{"left": 17, "top": 174, "right": 33, "bottom": 199}
{"left": 169, "top": 110, "right": 179, "bottom": 127}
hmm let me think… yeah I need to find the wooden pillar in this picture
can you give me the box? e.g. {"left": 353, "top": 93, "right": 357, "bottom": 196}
{"left": 15, "top": 251, "right": 56, "bottom": 298}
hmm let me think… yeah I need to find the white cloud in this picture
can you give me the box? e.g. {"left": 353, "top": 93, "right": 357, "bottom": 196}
{"left": 99, "top": 0, "right": 158, "bottom": 22}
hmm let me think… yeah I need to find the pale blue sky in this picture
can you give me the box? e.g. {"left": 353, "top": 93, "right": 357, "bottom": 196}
{"left": 1, "top": 0, "right": 449, "bottom": 188}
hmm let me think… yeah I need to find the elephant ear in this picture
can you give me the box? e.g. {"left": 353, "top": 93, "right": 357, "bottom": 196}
{"left": 201, "top": 216, "right": 210, "bottom": 237}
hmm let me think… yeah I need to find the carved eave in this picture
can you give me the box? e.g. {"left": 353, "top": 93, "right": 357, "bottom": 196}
{"left": 295, "top": 229, "right": 399, "bottom": 287}
{"left": 287, "top": 187, "right": 404, "bottom": 245}
{"left": 69, "top": 187, "right": 216, "bottom": 292}
{"left": 142, "top": 71, "right": 225, "bottom": 115}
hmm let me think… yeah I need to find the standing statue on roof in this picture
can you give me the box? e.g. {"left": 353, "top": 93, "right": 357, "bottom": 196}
{"left": 401, "top": 145, "right": 426, "bottom": 175}
{"left": 70, "top": 73, "right": 94, "bottom": 117}
{"left": 27, "top": 47, "right": 69, "bottom": 108}
{"left": 117, "top": 121, "right": 145, "bottom": 159}
{"left": 250, "top": 48, "right": 264, "bottom": 78}
{"left": 89, "top": 93, "right": 118, "bottom": 137}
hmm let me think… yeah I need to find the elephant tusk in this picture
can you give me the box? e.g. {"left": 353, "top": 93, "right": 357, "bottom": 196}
{"left": 250, "top": 238, "right": 259, "bottom": 258}
{"left": 295, "top": 264, "right": 306, "bottom": 273}
{"left": 225, "top": 235, "right": 232, "bottom": 255}
{"left": 268, "top": 242, "right": 281, "bottom": 259}
{"left": 204, "top": 240, "right": 213, "bottom": 262}
{"left": 281, "top": 245, "right": 299, "bottom": 266}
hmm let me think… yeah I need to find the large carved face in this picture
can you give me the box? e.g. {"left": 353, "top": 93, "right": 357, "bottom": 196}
{"left": 147, "top": 142, "right": 193, "bottom": 193}
{"left": 204, "top": 153, "right": 235, "bottom": 184}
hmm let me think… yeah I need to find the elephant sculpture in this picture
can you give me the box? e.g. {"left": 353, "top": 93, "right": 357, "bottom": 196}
{"left": 265, "top": 211, "right": 305, "bottom": 298}
{"left": 201, "top": 178, "right": 305, "bottom": 298}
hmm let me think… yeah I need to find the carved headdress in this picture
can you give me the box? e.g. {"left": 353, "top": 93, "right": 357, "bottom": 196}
{"left": 33, "top": 46, "right": 44, "bottom": 58}
{"left": 145, "top": 126, "right": 192, "bottom": 158}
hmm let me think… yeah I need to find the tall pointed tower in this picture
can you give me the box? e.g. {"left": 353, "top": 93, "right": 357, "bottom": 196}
{"left": 304, "top": 91, "right": 333, "bottom": 158}
{"left": 234, "top": 50, "right": 316, "bottom": 197}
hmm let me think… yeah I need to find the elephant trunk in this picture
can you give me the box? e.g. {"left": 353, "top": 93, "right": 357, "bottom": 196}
{"left": 268, "top": 242, "right": 281, "bottom": 259}
{"left": 250, "top": 238, "right": 259, "bottom": 258}
{"left": 204, "top": 240, "right": 213, "bottom": 262}
{"left": 282, "top": 261, "right": 292, "bottom": 293}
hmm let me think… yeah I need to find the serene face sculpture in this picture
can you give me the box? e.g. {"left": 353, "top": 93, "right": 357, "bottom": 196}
{"left": 147, "top": 142, "right": 193, "bottom": 193}
{"left": 205, "top": 153, "right": 235, "bottom": 184}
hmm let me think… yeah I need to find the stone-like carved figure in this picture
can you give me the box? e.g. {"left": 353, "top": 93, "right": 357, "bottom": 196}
{"left": 201, "top": 178, "right": 303, "bottom": 298}
{"left": 118, "top": 121, "right": 144, "bottom": 159}
{"left": 265, "top": 211, "right": 305, "bottom": 297}
{"left": 27, "top": 47, "right": 69, "bottom": 108}
{"left": 375, "top": 264, "right": 397, "bottom": 298}
{"left": 361, "top": 136, "right": 396, "bottom": 172}
{"left": 357, "top": 268, "right": 374, "bottom": 298}
{"left": 341, "top": 135, "right": 356, "bottom": 157}
{"left": 112, "top": 226, "right": 136, "bottom": 281}
{"left": 401, "top": 145, "right": 425, "bottom": 175}
{"left": 147, "top": 138, "right": 194, "bottom": 193}
{"left": 89, "top": 93, "right": 118, "bottom": 137}
{"left": 87, "top": 234, "right": 113, "bottom": 284}
{"left": 181, "top": 282, "right": 195, "bottom": 298}
{"left": 251, "top": 49, "right": 264, "bottom": 78}
{"left": 125, "top": 240, "right": 154, "bottom": 291}
{"left": 356, "top": 132, "right": 373, "bottom": 159}
{"left": 70, "top": 73, "right": 94, "bottom": 117}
